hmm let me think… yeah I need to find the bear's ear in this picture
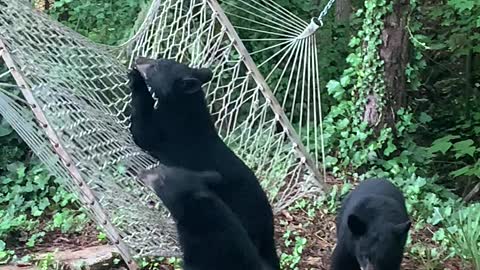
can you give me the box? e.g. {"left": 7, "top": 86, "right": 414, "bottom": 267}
{"left": 197, "top": 171, "right": 222, "bottom": 188}
{"left": 347, "top": 214, "right": 367, "bottom": 236}
{"left": 393, "top": 220, "right": 411, "bottom": 235}
{"left": 179, "top": 77, "right": 203, "bottom": 94}
{"left": 193, "top": 68, "right": 213, "bottom": 84}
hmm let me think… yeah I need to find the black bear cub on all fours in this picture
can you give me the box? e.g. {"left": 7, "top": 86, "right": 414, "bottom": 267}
{"left": 128, "top": 57, "right": 279, "bottom": 269}
{"left": 138, "top": 165, "right": 265, "bottom": 270}
{"left": 331, "top": 178, "right": 411, "bottom": 270}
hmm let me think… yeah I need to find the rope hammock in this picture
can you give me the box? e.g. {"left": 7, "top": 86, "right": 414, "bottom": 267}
{"left": 0, "top": 0, "right": 334, "bottom": 268}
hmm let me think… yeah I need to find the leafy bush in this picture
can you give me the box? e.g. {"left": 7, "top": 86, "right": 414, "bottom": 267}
{"left": 0, "top": 0, "right": 478, "bottom": 268}
{"left": 411, "top": 0, "right": 480, "bottom": 197}
{"left": 0, "top": 119, "right": 86, "bottom": 264}
{"left": 444, "top": 203, "right": 480, "bottom": 269}
{"left": 48, "top": 0, "right": 151, "bottom": 45}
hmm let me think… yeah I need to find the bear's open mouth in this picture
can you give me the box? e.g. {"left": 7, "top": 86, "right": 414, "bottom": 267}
{"left": 133, "top": 57, "right": 160, "bottom": 108}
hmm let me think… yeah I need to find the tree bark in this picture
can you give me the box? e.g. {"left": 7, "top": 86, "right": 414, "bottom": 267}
{"left": 335, "top": 0, "right": 351, "bottom": 23}
{"left": 378, "top": 0, "right": 410, "bottom": 130}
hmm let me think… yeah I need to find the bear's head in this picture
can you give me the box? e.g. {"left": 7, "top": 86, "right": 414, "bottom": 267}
{"left": 347, "top": 214, "right": 411, "bottom": 270}
{"left": 138, "top": 164, "right": 221, "bottom": 221}
{"left": 134, "top": 57, "right": 213, "bottom": 100}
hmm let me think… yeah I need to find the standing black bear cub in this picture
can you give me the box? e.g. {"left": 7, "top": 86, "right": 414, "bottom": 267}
{"left": 128, "top": 57, "right": 279, "bottom": 269}
{"left": 331, "top": 178, "right": 411, "bottom": 270}
{"left": 138, "top": 165, "right": 264, "bottom": 270}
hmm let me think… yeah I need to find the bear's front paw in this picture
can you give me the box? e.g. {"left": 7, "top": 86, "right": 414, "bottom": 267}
{"left": 128, "top": 69, "right": 150, "bottom": 94}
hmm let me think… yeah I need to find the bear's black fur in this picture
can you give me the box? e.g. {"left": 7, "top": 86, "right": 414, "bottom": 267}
{"left": 330, "top": 178, "right": 411, "bottom": 270}
{"left": 138, "top": 165, "right": 264, "bottom": 270}
{"left": 128, "top": 57, "right": 279, "bottom": 269}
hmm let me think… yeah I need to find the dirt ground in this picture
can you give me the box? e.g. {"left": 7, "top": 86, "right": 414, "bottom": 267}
{"left": 11, "top": 222, "right": 100, "bottom": 258}
{"left": 11, "top": 208, "right": 472, "bottom": 270}
{"left": 10, "top": 188, "right": 472, "bottom": 270}
{"left": 273, "top": 206, "right": 471, "bottom": 270}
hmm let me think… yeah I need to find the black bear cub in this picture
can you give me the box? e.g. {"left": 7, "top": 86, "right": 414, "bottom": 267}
{"left": 128, "top": 57, "right": 279, "bottom": 269}
{"left": 331, "top": 178, "right": 411, "bottom": 270}
{"left": 138, "top": 165, "right": 264, "bottom": 270}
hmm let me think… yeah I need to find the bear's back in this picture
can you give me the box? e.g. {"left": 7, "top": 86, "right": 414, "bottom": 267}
{"left": 337, "top": 178, "right": 408, "bottom": 231}
{"left": 348, "top": 178, "right": 405, "bottom": 206}
{"left": 177, "top": 191, "right": 264, "bottom": 270}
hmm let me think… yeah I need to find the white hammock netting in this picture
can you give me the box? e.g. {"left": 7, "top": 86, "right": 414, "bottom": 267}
{"left": 0, "top": 0, "right": 332, "bottom": 267}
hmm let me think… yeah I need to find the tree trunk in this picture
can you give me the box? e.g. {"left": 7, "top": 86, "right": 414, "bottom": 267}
{"left": 379, "top": 0, "right": 410, "bottom": 130}
{"left": 335, "top": 0, "right": 351, "bottom": 23}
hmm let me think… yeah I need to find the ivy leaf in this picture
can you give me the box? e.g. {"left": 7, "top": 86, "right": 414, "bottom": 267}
{"left": 474, "top": 126, "right": 480, "bottom": 134}
{"left": 447, "top": 0, "right": 475, "bottom": 12}
{"left": 34, "top": 175, "right": 49, "bottom": 190}
{"left": 384, "top": 140, "right": 397, "bottom": 156}
{"left": 338, "top": 118, "right": 350, "bottom": 129}
{"left": 346, "top": 53, "right": 361, "bottom": 66}
{"left": 31, "top": 206, "right": 43, "bottom": 217}
{"left": 53, "top": 1, "right": 65, "bottom": 8}
{"left": 450, "top": 165, "right": 472, "bottom": 178}
{"left": 429, "top": 135, "right": 460, "bottom": 154}
{"left": 53, "top": 213, "right": 64, "bottom": 228}
{"left": 325, "top": 156, "right": 338, "bottom": 167}
{"left": 349, "top": 37, "right": 361, "bottom": 47}
{"left": 340, "top": 76, "right": 351, "bottom": 87}
{"left": 428, "top": 43, "right": 447, "bottom": 51}
{"left": 38, "top": 198, "right": 51, "bottom": 211}
{"left": 452, "top": 139, "right": 476, "bottom": 158}
{"left": 326, "top": 80, "right": 345, "bottom": 100}
{"left": 16, "top": 165, "right": 26, "bottom": 179}
{"left": 418, "top": 112, "right": 432, "bottom": 124}
{"left": 0, "top": 119, "right": 13, "bottom": 137}
{"left": 430, "top": 207, "right": 444, "bottom": 225}
{"left": 430, "top": 141, "right": 452, "bottom": 154}
{"left": 26, "top": 232, "right": 45, "bottom": 248}
{"left": 23, "top": 182, "right": 34, "bottom": 193}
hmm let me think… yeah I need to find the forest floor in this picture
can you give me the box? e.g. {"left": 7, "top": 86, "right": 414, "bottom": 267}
{"left": 10, "top": 207, "right": 471, "bottom": 270}
{"left": 274, "top": 204, "right": 470, "bottom": 270}
{"left": 9, "top": 183, "right": 472, "bottom": 270}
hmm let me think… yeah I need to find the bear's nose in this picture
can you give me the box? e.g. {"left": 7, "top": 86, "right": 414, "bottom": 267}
{"left": 138, "top": 169, "right": 163, "bottom": 189}
{"left": 135, "top": 56, "right": 156, "bottom": 66}
{"left": 135, "top": 57, "right": 156, "bottom": 79}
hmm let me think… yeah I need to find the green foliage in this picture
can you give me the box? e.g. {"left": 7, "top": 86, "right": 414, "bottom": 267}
{"left": 0, "top": 118, "right": 86, "bottom": 264}
{"left": 320, "top": 0, "right": 397, "bottom": 175}
{"left": 408, "top": 244, "right": 446, "bottom": 270}
{"left": 444, "top": 203, "right": 480, "bottom": 268}
{"left": 280, "top": 230, "right": 307, "bottom": 270}
{"left": 48, "top": 0, "right": 151, "bottom": 45}
{"left": 139, "top": 256, "right": 182, "bottom": 270}
{"left": 0, "top": 0, "right": 477, "bottom": 268}
{"left": 36, "top": 252, "right": 63, "bottom": 270}
{"left": 318, "top": 0, "right": 480, "bottom": 266}
{"left": 0, "top": 0, "right": 158, "bottom": 263}
{"left": 429, "top": 134, "right": 480, "bottom": 180}
{"left": 411, "top": 0, "right": 480, "bottom": 195}
{"left": 225, "top": 0, "right": 351, "bottom": 124}
{"left": 425, "top": 0, "right": 480, "bottom": 56}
